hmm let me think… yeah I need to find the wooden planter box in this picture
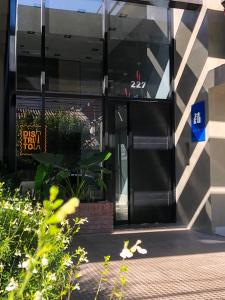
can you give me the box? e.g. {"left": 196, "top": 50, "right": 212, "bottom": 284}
{"left": 75, "top": 201, "right": 114, "bottom": 234}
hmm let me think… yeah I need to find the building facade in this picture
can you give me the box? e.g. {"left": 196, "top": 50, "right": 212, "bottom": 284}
{"left": 0, "top": 0, "right": 225, "bottom": 233}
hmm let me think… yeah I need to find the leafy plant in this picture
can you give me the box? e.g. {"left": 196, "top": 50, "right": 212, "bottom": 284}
{"left": 0, "top": 181, "right": 147, "bottom": 300}
{"left": 32, "top": 151, "right": 112, "bottom": 201}
{"left": 0, "top": 183, "right": 88, "bottom": 300}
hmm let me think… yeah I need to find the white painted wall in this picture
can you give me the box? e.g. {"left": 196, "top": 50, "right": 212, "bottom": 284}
{"left": 203, "top": 0, "right": 224, "bottom": 11}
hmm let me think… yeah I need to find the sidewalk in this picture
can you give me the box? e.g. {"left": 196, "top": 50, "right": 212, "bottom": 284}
{"left": 75, "top": 228, "right": 225, "bottom": 299}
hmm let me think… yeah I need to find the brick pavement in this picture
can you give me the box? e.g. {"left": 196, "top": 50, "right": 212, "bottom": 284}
{"left": 74, "top": 228, "right": 225, "bottom": 299}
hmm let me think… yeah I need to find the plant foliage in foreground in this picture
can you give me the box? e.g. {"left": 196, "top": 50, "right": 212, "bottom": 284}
{"left": 0, "top": 182, "right": 147, "bottom": 299}
{"left": 0, "top": 183, "right": 88, "bottom": 299}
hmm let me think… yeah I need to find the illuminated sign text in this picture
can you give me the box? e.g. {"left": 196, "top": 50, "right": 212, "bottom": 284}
{"left": 20, "top": 125, "right": 47, "bottom": 156}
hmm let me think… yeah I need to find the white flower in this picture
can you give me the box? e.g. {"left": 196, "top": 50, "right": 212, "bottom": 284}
{"left": 61, "top": 220, "right": 69, "bottom": 226}
{"left": 3, "top": 202, "right": 13, "bottom": 210}
{"left": 73, "top": 283, "right": 80, "bottom": 291}
{"left": 15, "top": 250, "right": 21, "bottom": 257}
{"left": 25, "top": 204, "right": 33, "bottom": 214}
{"left": 5, "top": 277, "right": 18, "bottom": 292}
{"left": 12, "top": 219, "right": 18, "bottom": 225}
{"left": 63, "top": 257, "right": 73, "bottom": 267}
{"left": 36, "top": 203, "right": 42, "bottom": 212}
{"left": 24, "top": 227, "right": 32, "bottom": 232}
{"left": 136, "top": 246, "right": 147, "bottom": 255}
{"left": 22, "top": 209, "right": 33, "bottom": 215}
{"left": 47, "top": 273, "right": 56, "bottom": 281}
{"left": 56, "top": 235, "right": 61, "bottom": 241}
{"left": 81, "top": 257, "right": 89, "bottom": 263}
{"left": 33, "top": 268, "right": 38, "bottom": 274}
{"left": 62, "top": 237, "right": 70, "bottom": 245}
{"left": 0, "top": 262, "right": 4, "bottom": 272}
{"left": 18, "top": 259, "right": 29, "bottom": 270}
{"left": 41, "top": 257, "right": 48, "bottom": 267}
{"left": 120, "top": 248, "right": 133, "bottom": 259}
{"left": 34, "top": 291, "right": 45, "bottom": 300}
{"left": 77, "top": 218, "right": 88, "bottom": 225}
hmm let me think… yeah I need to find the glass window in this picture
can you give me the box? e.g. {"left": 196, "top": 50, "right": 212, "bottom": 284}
{"left": 108, "top": 1, "right": 170, "bottom": 99}
{"left": 16, "top": 1, "right": 104, "bottom": 183}
{"left": 16, "top": 1, "right": 43, "bottom": 178}
{"left": 45, "top": 97, "right": 103, "bottom": 162}
{"left": 45, "top": 0, "right": 103, "bottom": 95}
{"left": 16, "top": 95, "right": 103, "bottom": 200}
{"left": 17, "top": 0, "right": 41, "bottom": 91}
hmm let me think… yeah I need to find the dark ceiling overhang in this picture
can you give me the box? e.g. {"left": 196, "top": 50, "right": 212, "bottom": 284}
{"left": 169, "top": 0, "right": 202, "bottom": 10}
{"left": 118, "top": 0, "right": 202, "bottom": 10}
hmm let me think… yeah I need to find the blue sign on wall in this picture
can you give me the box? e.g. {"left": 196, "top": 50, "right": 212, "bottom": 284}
{"left": 191, "top": 101, "right": 206, "bottom": 142}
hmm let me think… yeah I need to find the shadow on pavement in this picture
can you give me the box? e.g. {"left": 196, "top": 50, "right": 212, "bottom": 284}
{"left": 73, "top": 229, "right": 225, "bottom": 263}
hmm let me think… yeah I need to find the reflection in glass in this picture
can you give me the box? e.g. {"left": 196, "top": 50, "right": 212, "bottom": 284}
{"left": 17, "top": 0, "right": 41, "bottom": 91}
{"left": 45, "top": 98, "right": 103, "bottom": 161}
{"left": 108, "top": 1, "right": 170, "bottom": 99}
{"left": 45, "top": 0, "right": 103, "bottom": 95}
{"left": 16, "top": 95, "right": 103, "bottom": 200}
{"left": 115, "top": 104, "right": 128, "bottom": 222}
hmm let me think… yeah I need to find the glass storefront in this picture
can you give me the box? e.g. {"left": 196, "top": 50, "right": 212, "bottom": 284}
{"left": 16, "top": 0, "right": 104, "bottom": 200}
{"left": 15, "top": 0, "right": 171, "bottom": 205}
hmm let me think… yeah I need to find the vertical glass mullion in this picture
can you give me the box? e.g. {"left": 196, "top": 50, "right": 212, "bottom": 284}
{"left": 41, "top": 0, "right": 46, "bottom": 152}
{"left": 4, "top": 0, "right": 17, "bottom": 171}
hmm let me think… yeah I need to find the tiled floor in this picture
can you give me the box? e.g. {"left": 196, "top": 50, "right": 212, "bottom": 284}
{"left": 74, "top": 228, "right": 225, "bottom": 299}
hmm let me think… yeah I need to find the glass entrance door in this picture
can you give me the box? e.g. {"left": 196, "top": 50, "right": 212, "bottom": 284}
{"left": 115, "top": 104, "right": 129, "bottom": 223}
{"left": 129, "top": 101, "right": 175, "bottom": 223}
{"left": 111, "top": 100, "right": 175, "bottom": 225}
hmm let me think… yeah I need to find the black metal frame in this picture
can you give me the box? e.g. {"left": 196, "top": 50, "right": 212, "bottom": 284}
{"left": 168, "top": 7, "right": 177, "bottom": 222}
{"left": 4, "top": 0, "right": 17, "bottom": 171}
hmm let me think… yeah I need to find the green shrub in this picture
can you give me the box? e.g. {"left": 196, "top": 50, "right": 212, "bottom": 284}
{"left": 0, "top": 182, "right": 147, "bottom": 300}
{"left": 0, "top": 183, "right": 88, "bottom": 300}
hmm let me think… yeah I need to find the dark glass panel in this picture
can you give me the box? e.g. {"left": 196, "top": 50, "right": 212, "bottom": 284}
{"left": 108, "top": 1, "right": 170, "bottom": 99}
{"left": 16, "top": 95, "right": 103, "bottom": 199}
{"left": 45, "top": 0, "right": 103, "bottom": 95}
{"left": 17, "top": 0, "right": 41, "bottom": 91}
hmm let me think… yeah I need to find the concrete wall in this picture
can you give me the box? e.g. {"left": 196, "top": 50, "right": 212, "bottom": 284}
{"left": 173, "top": 0, "right": 225, "bottom": 233}
{"left": 208, "top": 83, "right": 225, "bottom": 236}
